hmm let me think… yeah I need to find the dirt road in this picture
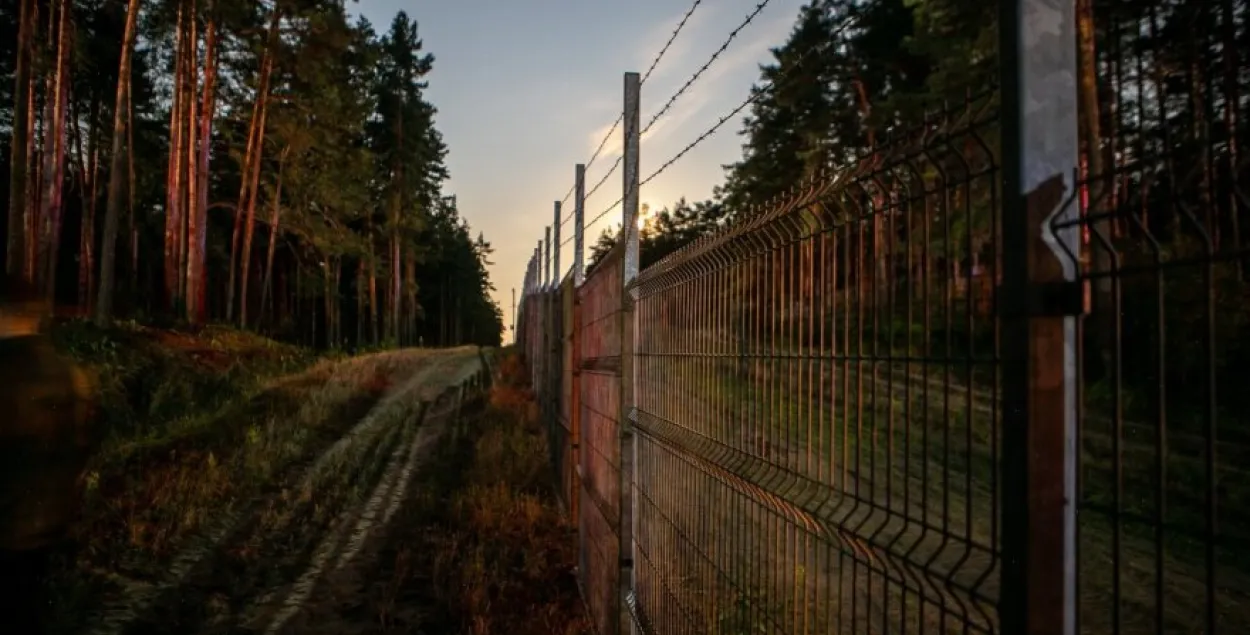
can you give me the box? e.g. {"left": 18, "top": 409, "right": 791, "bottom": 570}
{"left": 81, "top": 346, "right": 485, "bottom": 635}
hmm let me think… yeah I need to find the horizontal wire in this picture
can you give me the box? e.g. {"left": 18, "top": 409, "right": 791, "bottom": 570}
{"left": 558, "top": 0, "right": 706, "bottom": 230}
{"left": 554, "top": 2, "right": 857, "bottom": 253}
{"left": 641, "top": 19, "right": 859, "bottom": 189}
{"left": 641, "top": 0, "right": 706, "bottom": 86}
{"left": 584, "top": 36, "right": 848, "bottom": 234}
{"left": 641, "top": 0, "right": 775, "bottom": 137}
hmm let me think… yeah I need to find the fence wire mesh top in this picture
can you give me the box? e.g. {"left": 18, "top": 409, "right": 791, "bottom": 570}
{"left": 514, "top": 0, "right": 1248, "bottom": 632}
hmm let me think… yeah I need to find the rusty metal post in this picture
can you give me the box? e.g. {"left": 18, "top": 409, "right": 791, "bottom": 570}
{"left": 1000, "top": 0, "right": 1081, "bottom": 633}
{"left": 618, "top": 70, "right": 641, "bottom": 635}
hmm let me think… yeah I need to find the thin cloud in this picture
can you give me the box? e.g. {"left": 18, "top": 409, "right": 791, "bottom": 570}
{"left": 634, "top": 2, "right": 719, "bottom": 82}
{"left": 633, "top": 12, "right": 795, "bottom": 161}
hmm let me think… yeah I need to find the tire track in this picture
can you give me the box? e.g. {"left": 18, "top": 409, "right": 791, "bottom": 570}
{"left": 216, "top": 351, "right": 481, "bottom": 635}
{"left": 82, "top": 349, "right": 471, "bottom": 635}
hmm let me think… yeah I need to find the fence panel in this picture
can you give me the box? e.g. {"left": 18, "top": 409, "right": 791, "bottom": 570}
{"left": 554, "top": 274, "right": 578, "bottom": 513}
{"left": 520, "top": 2, "right": 1246, "bottom": 630}
{"left": 1059, "top": 0, "right": 1249, "bottom": 632}
{"left": 579, "top": 244, "right": 626, "bottom": 635}
{"left": 631, "top": 96, "right": 1003, "bottom": 635}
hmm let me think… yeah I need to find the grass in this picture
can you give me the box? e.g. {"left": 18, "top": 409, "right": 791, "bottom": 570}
{"left": 367, "top": 351, "right": 590, "bottom": 635}
{"left": 50, "top": 318, "right": 316, "bottom": 443}
{"left": 36, "top": 319, "right": 453, "bottom": 634}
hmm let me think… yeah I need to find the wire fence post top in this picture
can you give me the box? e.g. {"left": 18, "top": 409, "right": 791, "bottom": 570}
{"left": 523, "top": 256, "right": 531, "bottom": 295}
{"left": 1000, "top": 0, "right": 1080, "bottom": 633}
{"left": 553, "top": 201, "right": 563, "bottom": 285}
{"left": 531, "top": 251, "right": 539, "bottom": 291}
{"left": 547, "top": 226, "right": 555, "bottom": 289}
{"left": 622, "top": 72, "right": 641, "bottom": 286}
{"left": 574, "top": 164, "right": 586, "bottom": 286}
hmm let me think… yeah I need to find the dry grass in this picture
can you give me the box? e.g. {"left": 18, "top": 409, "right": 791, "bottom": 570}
{"left": 369, "top": 350, "right": 590, "bottom": 635}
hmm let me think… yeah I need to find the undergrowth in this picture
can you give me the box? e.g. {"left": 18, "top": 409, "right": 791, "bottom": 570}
{"left": 375, "top": 351, "right": 589, "bottom": 635}
{"left": 50, "top": 318, "right": 315, "bottom": 445}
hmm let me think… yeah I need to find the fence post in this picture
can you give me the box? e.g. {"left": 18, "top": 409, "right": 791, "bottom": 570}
{"left": 999, "top": 0, "right": 1081, "bottom": 634}
{"left": 535, "top": 243, "right": 543, "bottom": 387}
{"left": 554, "top": 202, "right": 563, "bottom": 285}
{"left": 618, "top": 70, "right": 641, "bottom": 635}
{"left": 574, "top": 165, "right": 585, "bottom": 285}
{"left": 552, "top": 203, "right": 563, "bottom": 466}
{"left": 571, "top": 163, "right": 585, "bottom": 523}
{"left": 543, "top": 227, "right": 553, "bottom": 439}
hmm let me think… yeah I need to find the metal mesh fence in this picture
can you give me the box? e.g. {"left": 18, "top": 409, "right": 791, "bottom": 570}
{"left": 630, "top": 94, "right": 1002, "bottom": 635}
{"left": 511, "top": 1, "right": 1245, "bottom": 631}
{"left": 1062, "top": 0, "right": 1250, "bottom": 632}
{"left": 578, "top": 243, "right": 627, "bottom": 635}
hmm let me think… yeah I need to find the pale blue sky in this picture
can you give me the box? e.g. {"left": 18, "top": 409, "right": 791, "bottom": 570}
{"left": 353, "top": 0, "right": 807, "bottom": 335}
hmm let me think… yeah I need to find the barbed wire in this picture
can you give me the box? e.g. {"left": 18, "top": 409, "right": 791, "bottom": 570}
{"left": 641, "top": 0, "right": 705, "bottom": 86}
{"left": 584, "top": 155, "right": 623, "bottom": 203}
{"left": 558, "top": 0, "right": 706, "bottom": 225}
{"left": 582, "top": 26, "right": 854, "bottom": 234}
{"left": 641, "top": 0, "right": 774, "bottom": 137}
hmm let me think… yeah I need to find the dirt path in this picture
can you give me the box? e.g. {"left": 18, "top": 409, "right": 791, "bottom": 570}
{"left": 84, "top": 347, "right": 484, "bottom": 635}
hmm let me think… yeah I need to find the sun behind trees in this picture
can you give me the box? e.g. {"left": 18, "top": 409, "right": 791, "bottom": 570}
{"left": 1, "top": 1, "right": 502, "bottom": 349}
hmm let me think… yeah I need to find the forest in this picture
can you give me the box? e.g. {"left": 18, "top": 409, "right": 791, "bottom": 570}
{"left": 0, "top": 0, "right": 503, "bottom": 350}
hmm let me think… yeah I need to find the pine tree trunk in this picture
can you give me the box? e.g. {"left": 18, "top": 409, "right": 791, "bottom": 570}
{"left": 227, "top": 6, "right": 280, "bottom": 321}
{"left": 368, "top": 249, "right": 378, "bottom": 344}
{"left": 181, "top": 0, "right": 198, "bottom": 314}
{"left": 36, "top": 21, "right": 56, "bottom": 292}
{"left": 127, "top": 77, "right": 138, "bottom": 303}
{"left": 164, "top": 4, "right": 184, "bottom": 308}
{"left": 24, "top": 72, "right": 38, "bottom": 282}
{"left": 187, "top": 7, "right": 217, "bottom": 323}
{"left": 391, "top": 235, "right": 400, "bottom": 343}
{"left": 258, "top": 148, "right": 286, "bottom": 328}
{"left": 6, "top": 0, "right": 34, "bottom": 277}
{"left": 71, "top": 98, "right": 90, "bottom": 308}
{"left": 94, "top": 0, "right": 141, "bottom": 326}
{"left": 1223, "top": 0, "right": 1242, "bottom": 279}
{"left": 1077, "top": 0, "right": 1114, "bottom": 378}
{"left": 356, "top": 260, "right": 365, "bottom": 348}
{"left": 404, "top": 253, "right": 415, "bottom": 346}
{"left": 324, "top": 258, "right": 332, "bottom": 348}
{"left": 238, "top": 61, "right": 274, "bottom": 328}
{"left": 43, "top": 0, "right": 71, "bottom": 304}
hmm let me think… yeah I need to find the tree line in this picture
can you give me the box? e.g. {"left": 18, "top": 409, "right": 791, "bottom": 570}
{"left": 1, "top": 0, "right": 503, "bottom": 349}
{"left": 587, "top": 0, "right": 1249, "bottom": 429}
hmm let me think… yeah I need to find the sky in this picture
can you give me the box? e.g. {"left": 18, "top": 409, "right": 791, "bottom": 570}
{"left": 353, "top": 0, "right": 809, "bottom": 340}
